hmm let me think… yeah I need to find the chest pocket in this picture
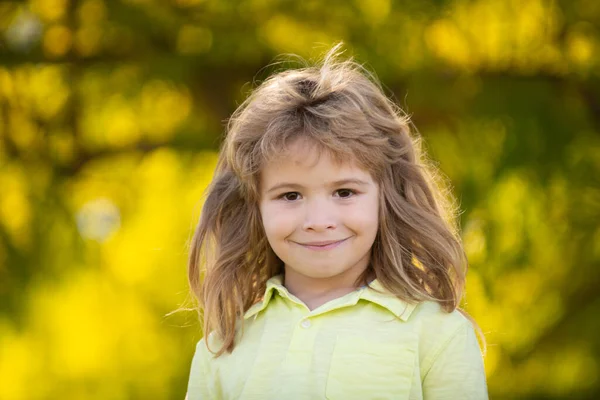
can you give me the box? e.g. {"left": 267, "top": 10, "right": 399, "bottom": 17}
{"left": 326, "top": 335, "right": 416, "bottom": 400}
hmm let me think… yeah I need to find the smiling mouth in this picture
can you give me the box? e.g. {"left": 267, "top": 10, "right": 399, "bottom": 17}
{"left": 295, "top": 238, "right": 350, "bottom": 250}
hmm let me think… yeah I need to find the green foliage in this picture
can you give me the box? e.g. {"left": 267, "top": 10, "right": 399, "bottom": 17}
{"left": 0, "top": 0, "right": 599, "bottom": 398}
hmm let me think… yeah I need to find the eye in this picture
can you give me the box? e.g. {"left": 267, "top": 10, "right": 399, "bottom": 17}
{"left": 335, "top": 189, "right": 356, "bottom": 198}
{"left": 280, "top": 192, "right": 302, "bottom": 201}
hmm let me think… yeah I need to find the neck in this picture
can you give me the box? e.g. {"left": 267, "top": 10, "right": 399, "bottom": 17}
{"left": 283, "top": 266, "right": 372, "bottom": 311}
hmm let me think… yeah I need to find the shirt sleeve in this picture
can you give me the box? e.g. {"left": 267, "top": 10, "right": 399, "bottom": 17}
{"left": 422, "top": 320, "right": 489, "bottom": 400}
{"left": 187, "top": 339, "right": 213, "bottom": 400}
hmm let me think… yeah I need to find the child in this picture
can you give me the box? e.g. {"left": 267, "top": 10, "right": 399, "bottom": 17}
{"left": 186, "top": 44, "right": 488, "bottom": 399}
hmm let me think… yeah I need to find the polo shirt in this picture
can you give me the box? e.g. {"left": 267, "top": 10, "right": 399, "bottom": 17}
{"left": 187, "top": 275, "right": 488, "bottom": 399}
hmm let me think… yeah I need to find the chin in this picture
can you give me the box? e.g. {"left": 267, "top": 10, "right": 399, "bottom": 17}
{"left": 293, "top": 265, "right": 351, "bottom": 279}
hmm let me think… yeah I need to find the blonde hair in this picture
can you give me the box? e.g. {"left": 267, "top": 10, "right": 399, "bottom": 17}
{"left": 189, "top": 44, "right": 481, "bottom": 356}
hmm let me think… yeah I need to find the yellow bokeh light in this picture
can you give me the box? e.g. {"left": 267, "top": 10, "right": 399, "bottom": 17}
{"left": 355, "top": 0, "right": 390, "bottom": 25}
{"left": 23, "top": 270, "right": 174, "bottom": 397}
{"left": 425, "top": 18, "right": 475, "bottom": 70}
{"left": 103, "top": 95, "right": 142, "bottom": 147}
{"left": 261, "top": 14, "right": 333, "bottom": 55}
{"left": 424, "top": 0, "right": 564, "bottom": 73}
{"left": 567, "top": 25, "right": 596, "bottom": 69}
{"left": 0, "top": 68, "right": 14, "bottom": 99}
{"left": 139, "top": 81, "right": 192, "bottom": 141}
{"left": 482, "top": 344, "right": 500, "bottom": 377}
{"left": 78, "top": 0, "right": 107, "bottom": 24}
{"left": 0, "top": 324, "right": 45, "bottom": 399}
{"left": 9, "top": 109, "right": 37, "bottom": 150}
{"left": 0, "top": 165, "right": 31, "bottom": 250}
{"left": 31, "top": 0, "right": 69, "bottom": 21}
{"left": 75, "top": 26, "right": 103, "bottom": 57}
{"left": 464, "top": 218, "right": 487, "bottom": 265}
{"left": 43, "top": 24, "right": 72, "bottom": 57}
{"left": 488, "top": 173, "right": 528, "bottom": 255}
{"left": 29, "top": 65, "right": 70, "bottom": 120}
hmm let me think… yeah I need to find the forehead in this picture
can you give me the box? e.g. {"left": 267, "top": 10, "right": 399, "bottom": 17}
{"left": 260, "top": 140, "right": 372, "bottom": 185}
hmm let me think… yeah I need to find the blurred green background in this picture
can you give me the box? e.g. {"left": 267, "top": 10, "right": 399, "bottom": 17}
{"left": 0, "top": 0, "right": 599, "bottom": 399}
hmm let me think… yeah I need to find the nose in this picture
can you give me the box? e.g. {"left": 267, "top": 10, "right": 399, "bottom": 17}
{"left": 302, "top": 197, "right": 337, "bottom": 232}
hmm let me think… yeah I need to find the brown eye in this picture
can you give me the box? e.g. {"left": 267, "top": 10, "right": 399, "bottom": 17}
{"left": 282, "top": 192, "right": 301, "bottom": 201}
{"left": 336, "top": 189, "right": 355, "bottom": 198}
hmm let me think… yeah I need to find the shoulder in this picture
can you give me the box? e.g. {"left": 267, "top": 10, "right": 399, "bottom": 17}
{"left": 409, "top": 300, "right": 472, "bottom": 333}
{"left": 192, "top": 315, "right": 265, "bottom": 363}
{"left": 191, "top": 337, "right": 211, "bottom": 363}
{"left": 408, "top": 301, "right": 477, "bottom": 357}
{"left": 191, "top": 332, "right": 223, "bottom": 363}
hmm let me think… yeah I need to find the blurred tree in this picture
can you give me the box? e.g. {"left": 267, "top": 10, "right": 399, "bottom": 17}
{"left": 0, "top": 0, "right": 598, "bottom": 399}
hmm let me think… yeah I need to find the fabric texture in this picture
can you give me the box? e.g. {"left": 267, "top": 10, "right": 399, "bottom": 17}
{"left": 187, "top": 275, "right": 488, "bottom": 399}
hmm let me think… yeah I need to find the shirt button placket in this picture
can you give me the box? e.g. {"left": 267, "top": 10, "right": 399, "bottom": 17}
{"left": 284, "top": 316, "right": 318, "bottom": 369}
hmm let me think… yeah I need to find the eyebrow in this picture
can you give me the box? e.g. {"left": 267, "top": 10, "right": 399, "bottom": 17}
{"left": 266, "top": 178, "right": 370, "bottom": 194}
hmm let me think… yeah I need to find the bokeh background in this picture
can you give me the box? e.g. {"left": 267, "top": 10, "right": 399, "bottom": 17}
{"left": 0, "top": 0, "right": 599, "bottom": 399}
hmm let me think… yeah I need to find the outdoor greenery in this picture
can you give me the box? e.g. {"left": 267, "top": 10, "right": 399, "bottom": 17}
{"left": 0, "top": 0, "right": 599, "bottom": 398}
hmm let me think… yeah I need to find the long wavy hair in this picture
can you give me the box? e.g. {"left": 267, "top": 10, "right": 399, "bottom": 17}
{"left": 189, "top": 44, "right": 480, "bottom": 356}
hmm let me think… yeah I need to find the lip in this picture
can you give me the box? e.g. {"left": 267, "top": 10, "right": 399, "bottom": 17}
{"left": 295, "top": 237, "right": 350, "bottom": 251}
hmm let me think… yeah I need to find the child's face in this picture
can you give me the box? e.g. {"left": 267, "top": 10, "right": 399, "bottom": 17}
{"left": 259, "top": 141, "right": 379, "bottom": 286}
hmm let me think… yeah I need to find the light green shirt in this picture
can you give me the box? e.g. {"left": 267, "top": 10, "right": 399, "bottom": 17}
{"left": 187, "top": 275, "right": 488, "bottom": 399}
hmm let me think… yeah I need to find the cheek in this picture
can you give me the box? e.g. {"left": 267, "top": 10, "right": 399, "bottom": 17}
{"left": 353, "top": 213, "right": 379, "bottom": 237}
{"left": 351, "top": 196, "right": 379, "bottom": 230}
{"left": 260, "top": 203, "right": 297, "bottom": 239}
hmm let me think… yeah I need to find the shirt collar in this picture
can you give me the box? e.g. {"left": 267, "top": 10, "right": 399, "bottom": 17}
{"left": 243, "top": 275, "right": 284, "bottom": 320}
{"left": 243, "top": 275, "right": 416, "bottom": 321}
